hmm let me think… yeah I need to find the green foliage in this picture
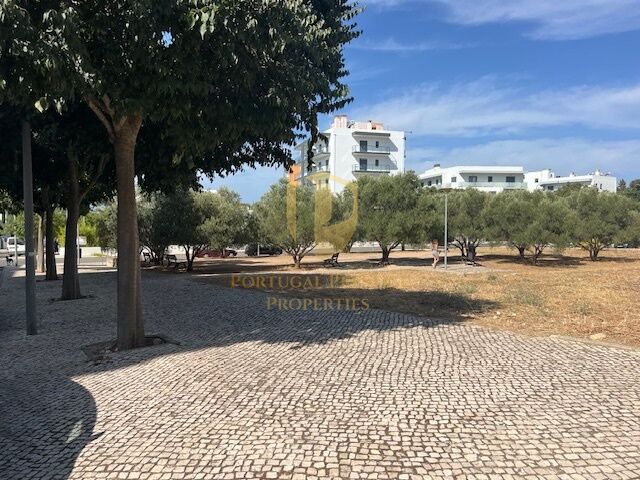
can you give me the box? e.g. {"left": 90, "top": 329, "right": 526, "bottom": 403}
{"left": 357, "top": 173, "right": 424, "bottom": 263}
{"left": 417, "top": 189, "right": 445, "bottom": 245}
{"left": 484, "top": 191, "right": 571, "bottom": 263}
{"left": 199, "top": 188, "right": 251, "bottom": 250}
{"left": 255, "top": 179, "right": 317, "bottom": 267}
{"left": 447, "top": 189, "right": 490, "bottom": 258}
{"left": 523, "top": 195, "right": 572, "bottom": 263}
{"left": 566, "top": 188, "right": 638, "bottom": 260}
{"left": 622, "top": 179, "right": 640, "bottom": 204}
{"left": 92, "top": 203, "right": 118, "bottom": 251}
{"left": 484, "top": 190, "right": 537, "bottom": 258}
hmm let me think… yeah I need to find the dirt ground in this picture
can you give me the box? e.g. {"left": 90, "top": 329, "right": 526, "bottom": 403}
{"left": 158, "top": 246, "right": 640, "bottom": 348}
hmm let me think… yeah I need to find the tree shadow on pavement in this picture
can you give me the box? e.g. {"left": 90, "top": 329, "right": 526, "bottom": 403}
{"left": 0, "top": 373, "right": 97, "bottom": 480}
{"left": 0, "top": 269, "right": 497, "bottom": 478}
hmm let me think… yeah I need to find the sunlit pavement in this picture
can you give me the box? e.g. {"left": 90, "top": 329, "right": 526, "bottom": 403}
{"left": 1, "top": 269, "right": 639, "bottom": 479}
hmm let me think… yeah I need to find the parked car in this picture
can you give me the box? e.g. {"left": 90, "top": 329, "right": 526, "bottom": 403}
{"left": 0, "top": 236, "right": 26, "bottom": 256}
{"left": 196, "top": 248, "right": 237, "bottom": 258}
{"left": 245, "top": 244, "right": 283, "bottom": 256}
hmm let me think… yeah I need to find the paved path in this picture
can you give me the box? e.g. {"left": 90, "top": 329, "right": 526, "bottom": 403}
{"left": 1, "top": 270, "right": 639, "bottom": 479}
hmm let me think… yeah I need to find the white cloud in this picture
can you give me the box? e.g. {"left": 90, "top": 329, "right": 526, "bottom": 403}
{"left": 350, "top": 37, "right": 473, "bottom": 52}
{"left": 365, "top": 0, "right": 640, "bottom": 40}
{"left": 408, "top": 138, "right": 640, "bottom": 178}
{"left": 350, "top": 79, "right": 640, "bottom": 136}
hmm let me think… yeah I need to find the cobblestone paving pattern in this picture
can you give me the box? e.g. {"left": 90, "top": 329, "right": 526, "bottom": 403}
{"left": 1, "top": 270, "right": 639, "bottom": 479}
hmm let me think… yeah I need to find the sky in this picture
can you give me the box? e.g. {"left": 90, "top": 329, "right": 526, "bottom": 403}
{"left": 205, "top": 0, "right": 640, "bottom": 202}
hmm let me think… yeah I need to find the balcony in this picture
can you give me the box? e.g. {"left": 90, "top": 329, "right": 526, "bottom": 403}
{"left": 352, "top": 165, "right": 392, "bottom": 175}
{"left": 352, "top": 145, "right": 391, "bottom": 155}
{"left": 468, "top": 181, "right": 525, "bottom": 189}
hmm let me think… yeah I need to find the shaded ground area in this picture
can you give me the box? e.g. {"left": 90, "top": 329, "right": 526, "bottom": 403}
{"left": 193, "top": 247, "right": 640, "bottom": 347}
{"left": 1, "top": 268, "right": 639, "bottom": 479}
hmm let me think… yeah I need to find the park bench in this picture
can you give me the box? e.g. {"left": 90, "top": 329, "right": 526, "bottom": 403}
{"left": 5, "top": 256, "right": 14, "bottom": 267}
{"left": 165, "top": 254, "right": 188, "bottom": 270}
{"left": 323, "top": 252, "right": 341, "bottom": 267}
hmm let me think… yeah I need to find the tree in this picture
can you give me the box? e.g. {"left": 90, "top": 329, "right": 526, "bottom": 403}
{"left": 1, "top": 0, "right": 359, "bottom": 349}
{"left": 92, "top": 202, "right": 118, "bottom": 252}
{"left": 0, "top": 108, "right": 66, "bottom": 281}
{"left": 484, "top": 190, "right": 537, "bottom": 260}
{"left": 332, "top": 185, "right": 361, "bottom": 253}
{"left": 622, "top": 179, "right": 640, "bottom": 204}
{"left": 447, "top": 189, "right": 490, "bottom": 260}
{"left": 150, "top": 189, "right": 208, "bottom": 272}
{"left": 522, "top": 196, "right": 571, "bottom": 264}
{"left": 567, "top": 188, "right": 636, "bottom": 261}
{"left": 199, "top": 189, "right": 252, "bottom": 252}
{"left": 417, "top": 188, "right": 445, "bottom": 246}
{"left": 357, "top": 173, "right": 424, "bottom": 264}
{"left": 618, "top": 179, "right": 627, "bottom": 191}
{"left": 256, "top": 180, "right": 317, "bottom": 268}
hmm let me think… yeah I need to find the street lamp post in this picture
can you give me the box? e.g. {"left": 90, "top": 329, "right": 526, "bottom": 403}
{"left": 444, "top": 193, "right": 448, "bottom": 271}
{"left": 22, "top": 120, "right": 37, "bottom": 335}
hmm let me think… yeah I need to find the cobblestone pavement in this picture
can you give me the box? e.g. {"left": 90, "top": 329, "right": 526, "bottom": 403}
{"left": 1, "top": 270, "right": 639, "bottom": 480}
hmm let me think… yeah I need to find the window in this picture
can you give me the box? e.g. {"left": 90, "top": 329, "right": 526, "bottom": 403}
{"left": 375, "top": 158, "right": 379, "bottom": 167}
{"left": 421, "top": 182, "right": 424, "bottom": 187}
{"left": 375, "top": 141, "right": 379, "bottom": 148}
{"left": 427, "top": 180, "right": 432, "bottom": 186}
{"left": 451, "top": 176, "right": 457, "bottom": 183}
{"left": 506, "top": 176, "right": 516, "bottom": 183}
{"left": 535, "top": 178, "right": 539, "bottom": 183}
{"left": 547, "top": 186, "right": 554, "bottom": 191}
{"left": 359, "top": 158, "right": 367, "bottom": 171}
{"left": 359, "top": 140, "right": 368, "bottom": 152}
{"left": 487, "top": 176, "right": 493, "bottom": 182}
{"left": 469, "top": 176, "right": 478, "bottom": 183}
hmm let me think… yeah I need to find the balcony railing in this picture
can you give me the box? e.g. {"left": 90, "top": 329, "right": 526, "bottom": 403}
{"left": 352, "top": 145, "right": 391, "bottom": 154}
{"left": 352, "top": 165, "right": 391, "bottom": 173}
{"left": 467, "top": 181, "right": 525, "bottom": 189}
{"left": 307, "top": 165, "right": 330, "bottom": 174}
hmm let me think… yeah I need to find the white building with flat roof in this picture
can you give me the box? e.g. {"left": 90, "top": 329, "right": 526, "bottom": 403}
{"left": 418, "top": 164, "right": 617, "bottom": 193}
{"left": 524, "top": 169, "right": 617, "bottom": 192}
{"left": 291, "top": 115, "right": 406, "bottom": 193}
{"left": 419, "top": 164, "right": 526, "bottom": 193}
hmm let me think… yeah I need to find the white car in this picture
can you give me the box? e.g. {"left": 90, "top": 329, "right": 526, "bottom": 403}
{"left": 0, "top": 236, "right": 26, "bottom": 257}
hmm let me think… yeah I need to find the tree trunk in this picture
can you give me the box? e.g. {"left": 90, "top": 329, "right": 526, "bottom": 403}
{"left": 114, "top": 117, "right": 145, "bottom": 350}
{"left": 44, "top": 199, "right": 58, "bottom": 281}
{"left": 380, "top": 247, "right": 390, "bottom": 264}
{"left": 61, "top": 196, "right": 82, "bottom": 300}
{"left": 36, "top": 214, "right": 45, "bottom": 273}
{"left": 184, "top": 246, "right": 195, "bottom": 272}
{"left": 515, "top": 245, "right": 526, "bottom": 260}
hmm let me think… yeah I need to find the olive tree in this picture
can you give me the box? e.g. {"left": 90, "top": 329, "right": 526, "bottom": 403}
{"left": 447, "top": 189, "right": 490, "bottom": 260}
{"left": 255, "top": 180, "right": 317, "bottom": 268}
{"left": 567, "top": 188, "right": 637, "bottom": 260}
{"left": 357, "top": 173, "right": 424, "bottom": 264}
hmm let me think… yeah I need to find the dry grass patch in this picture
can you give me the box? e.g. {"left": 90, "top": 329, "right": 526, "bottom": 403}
{"left": 198, "top": 247, "right": 640, "bottom": 348}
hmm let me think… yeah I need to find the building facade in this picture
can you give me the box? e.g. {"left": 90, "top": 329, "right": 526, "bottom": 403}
{"left": 419, "top": 165, "right": 617, "bottom": 193}
{"left": 524, "top": 169, "right": 617, "bottom": 192}
{"left": 292, "top": 115, "right": 406, "bottom": 193}
{"left": 419, "top": 165, "right": 526, "bottom": 193}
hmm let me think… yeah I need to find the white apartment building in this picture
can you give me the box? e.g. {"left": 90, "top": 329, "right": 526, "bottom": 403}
{"left": 524, "top": 169, "right": 617, "bottom": 192}
{"left": 419, "top": 165, "right": 617, "bottom": 193}
{"left": 291, "top": 115, "right": 406, "bottom": 193}
{"left": 419, "top": 165, "right": 526, "bottom": 193}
